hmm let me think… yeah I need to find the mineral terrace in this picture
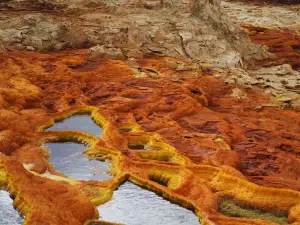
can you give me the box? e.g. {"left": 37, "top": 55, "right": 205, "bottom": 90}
{"left": 0, "top": 0, "right": 300, "bottom": 225}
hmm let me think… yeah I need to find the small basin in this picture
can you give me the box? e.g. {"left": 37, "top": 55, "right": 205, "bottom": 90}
{"left": 0, "top": 190, "right": 24, "bottom": 225}
{"left": 97, "top": 182, "right": 200, "bottom": 225}
{"left": 44, "top": 142, "right": 112, "bottom": 181}
{"left": 46, "top": 115, "right": 102, "bottom": 137}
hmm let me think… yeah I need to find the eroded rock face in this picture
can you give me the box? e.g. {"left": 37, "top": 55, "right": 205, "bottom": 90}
{"left": 219, "top": 65, "right": 300, "bottom": 110}
{"left": 0, "top": 51, "right": 300, "bottom": 225}
{"left": 244, "top": 25, "right": 300, "bottom": 70}
{"left": 222, "top": 0, "right": 300, "bottom": 71}
{"left": 0, "top": 0, "right": 269, "bottom": 67}
{"left": 0, "top": 14, "right": 89, "bottom": 51}
{"left": 88, "top": 45, "right": 125, "bottom": 60}
{"left": 222, "top": 0, "right": 300, "bottom": 33}
{"left": 218, "top": 0, "right": 300, "bottom": 110}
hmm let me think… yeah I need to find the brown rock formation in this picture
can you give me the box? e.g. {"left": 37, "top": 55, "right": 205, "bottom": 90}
{"left": 244, "top": 25, "right": 300, "bottom": 70}
{"left": 0, "top": 0, "right": 269, "bottom": 67}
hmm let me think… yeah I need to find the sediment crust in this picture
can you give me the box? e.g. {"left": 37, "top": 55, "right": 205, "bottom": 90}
{"left": 0, "top": 50, "right": 300, "bottom": 224}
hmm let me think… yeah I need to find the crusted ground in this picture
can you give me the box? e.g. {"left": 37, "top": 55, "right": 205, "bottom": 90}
{"left": 0, "top": 50, "right": 300, "bottom": 225}
{"left": 0, "top": 0, "right": 300, "bottom": 225}
{"left": 218, "top": 0, "right": 300, "bottom": 110}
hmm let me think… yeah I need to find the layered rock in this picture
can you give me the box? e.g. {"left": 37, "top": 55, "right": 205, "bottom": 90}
{"left": 222, "top": 0, "right": 300, "bottom": 33}
{"left": 0, "top": 0, "right": 269, "bottom": 67}
{"left": 244, "top": 25, "right": 300, "bottom": 70}
{"left": 212, "top": 0, "right": 300, "bottom": 110}
{"left": 222, "top": 0, "right": 300, "bottom": 70}
{"left": 210, "top": 64, "right": 300, "bottom": 110}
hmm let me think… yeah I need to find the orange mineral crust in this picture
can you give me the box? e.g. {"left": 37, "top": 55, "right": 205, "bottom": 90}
{"left": 0, "top": 50, "right": 300, "bottom": 225}
{"left": 243, "top": 25, "right": 300, "bottom": 70}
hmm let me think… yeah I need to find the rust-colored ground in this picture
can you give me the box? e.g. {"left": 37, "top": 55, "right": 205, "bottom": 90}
{"left": 1, "top": 50, "right": 300, "bottom": 225}
{"left": 243, "top": 25, "right": 300, "bottom": 70}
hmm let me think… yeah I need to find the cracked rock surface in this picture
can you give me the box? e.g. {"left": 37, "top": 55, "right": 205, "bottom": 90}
{"left": 222, "top": 0, "right": 300, "bottom": 33}
{"left": 0, "top": 0, "right": 269, "bottom": 67}
{"left": 217, "top": 65, "right": 300, "bottom": 110}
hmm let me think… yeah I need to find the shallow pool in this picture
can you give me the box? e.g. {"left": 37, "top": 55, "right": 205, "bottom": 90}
{"left": 45, "top": 142, "right": 112, "bottom": 181}
{"left": 46, "top": 115, "right": 102, "bottom": 137}
{"left": 0, "top": 190, "right": 24, "bottom": 225}
{"left": 97, "top": 182, "right": 200, "bottom": 225}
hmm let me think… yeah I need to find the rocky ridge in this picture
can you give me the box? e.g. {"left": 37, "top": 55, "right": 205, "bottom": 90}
{"left": 0, "top": 0, "right": 269, "bottom": 67}
{"left": 212, "top": 0, "right": 300, "bottom": 110}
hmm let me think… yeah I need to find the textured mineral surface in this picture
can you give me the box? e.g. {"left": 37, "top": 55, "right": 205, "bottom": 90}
{"left": 0, "top": 0, "right": 300, "bottom": 225}
{"left": 0, "top": 50, "right": 300, "bottom": 225}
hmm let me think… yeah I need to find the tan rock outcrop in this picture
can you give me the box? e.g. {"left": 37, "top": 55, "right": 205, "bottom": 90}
{"left": 0, "top": 0, "right": 270, "bottom": 67}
